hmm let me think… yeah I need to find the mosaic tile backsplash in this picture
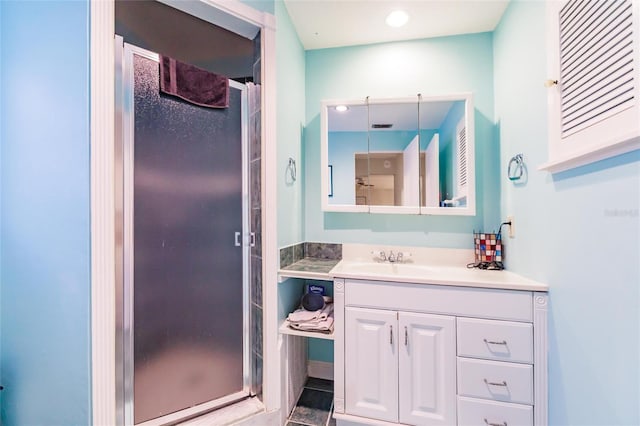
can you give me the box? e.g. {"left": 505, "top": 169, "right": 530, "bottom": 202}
{"left": 280, "top": 242, "right": 342, "bottom": 268}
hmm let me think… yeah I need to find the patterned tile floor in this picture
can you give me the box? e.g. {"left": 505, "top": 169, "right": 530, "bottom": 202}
{"left": 286, "top": 378, "right": 335, "bottom": 426}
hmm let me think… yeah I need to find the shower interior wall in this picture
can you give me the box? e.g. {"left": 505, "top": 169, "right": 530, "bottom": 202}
{"left": 250, "top": 31, "right": 263, "bottom": 400}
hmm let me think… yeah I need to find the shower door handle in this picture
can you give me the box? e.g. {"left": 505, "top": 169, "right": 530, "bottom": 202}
{"left": 235, "top": 231, "right": 255, "bottom": 247}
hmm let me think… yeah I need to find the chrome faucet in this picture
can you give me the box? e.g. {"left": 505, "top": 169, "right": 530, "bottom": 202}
{"left": 388, "top": 251, "right": 396, "bottom": 263}
{"left": 373, "top": 249, "right": 408, "bottom": 263}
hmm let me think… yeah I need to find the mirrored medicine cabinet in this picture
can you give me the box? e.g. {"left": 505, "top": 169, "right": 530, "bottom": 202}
{"left": 321, "top": 93, "right": 475, "bottom": 215}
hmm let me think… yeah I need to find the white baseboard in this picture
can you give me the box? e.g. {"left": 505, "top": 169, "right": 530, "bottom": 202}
{"left": 307, "top": 360, "right": 334, "bottom": 381}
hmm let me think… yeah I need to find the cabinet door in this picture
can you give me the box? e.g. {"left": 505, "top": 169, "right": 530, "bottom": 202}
{"left": 345, "top": 307, "right": 398, "bottom": 423}
{"left": 399, "top": 312, "right": 456, "bottom": 425}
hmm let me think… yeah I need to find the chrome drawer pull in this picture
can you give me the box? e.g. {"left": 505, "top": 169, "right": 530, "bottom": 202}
{"left": 390, "top": 325, "right": 393, "bottom": 345}
{"left": 484, "top": 379, "right": 508, "bottom": 387}
{"left": 404, "top": 326, "right": 408, "bottom": 346}
{"left": 484, "top": 339, "right": 507, "bottom": 345}
{"left": 484, "top": 419, "right": 507, "bottom": 426}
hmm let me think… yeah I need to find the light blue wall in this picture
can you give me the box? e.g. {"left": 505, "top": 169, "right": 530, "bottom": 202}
{"left": 275, "top": 0, "right": 310, "bottom": 364}
{"left": 308, "top": 335, "right": 333, "bottom": 363}
{"left": 305, "top": 33, "right": 499, "bottom": 247}
{"left": 368, "top": 130, "right": 416, "bottom": 152}
{"left": 274, "top": 0, "right": 331, "bottom": 364}
{"left": 276, "top": 0, "right": 305, "bottom": 247}
{"left": 328, "top": 131, "right": 367, "bottom": 204}
{"left": 494, "top": 2, "right": 640, "bottom": 425}
{"left": 0, "top": 1, "right": 91, "bottom": 425}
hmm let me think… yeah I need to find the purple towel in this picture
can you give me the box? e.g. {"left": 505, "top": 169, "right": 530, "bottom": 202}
{"left": 160, "top": 56, "right": 229, "bottom": 109}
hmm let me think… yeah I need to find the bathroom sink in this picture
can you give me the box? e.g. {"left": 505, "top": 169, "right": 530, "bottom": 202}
{"left": 332, "top": 261, "right": 435, "bottom": 278}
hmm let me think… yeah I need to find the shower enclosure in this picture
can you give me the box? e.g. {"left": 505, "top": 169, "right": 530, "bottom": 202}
{"left": 116, "top": 41, "right": 257, "bottom": 425}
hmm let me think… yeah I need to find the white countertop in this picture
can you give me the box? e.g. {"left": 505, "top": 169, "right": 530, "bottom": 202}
{"left": 278, "top": 244, "right": 548, "bottom": 292}
{"left": 329, "top": 259, "right": 548, "bottom": 292}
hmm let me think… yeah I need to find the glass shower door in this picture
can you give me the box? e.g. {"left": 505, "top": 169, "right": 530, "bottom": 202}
{"left": 122, "top": 44, "right": 250, "bottom": 425}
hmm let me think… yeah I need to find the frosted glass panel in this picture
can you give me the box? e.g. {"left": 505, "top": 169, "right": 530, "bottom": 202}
{"left": 132, "top": 54, "right": 244, "bottom": 424}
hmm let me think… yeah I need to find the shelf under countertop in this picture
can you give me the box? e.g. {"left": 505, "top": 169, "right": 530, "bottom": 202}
{"left": 278, "top": 320, "right": 334, "bottom": 340}
{"left": 278, "top": 256, "right": 338, "bottom": 339}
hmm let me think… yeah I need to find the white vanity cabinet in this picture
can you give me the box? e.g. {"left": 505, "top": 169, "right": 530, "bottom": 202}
{"left": 333, "top": 278, "right": 548, "bottom": 426}
{"left": 345, "top": 307, "right": 456, "bottom": 425}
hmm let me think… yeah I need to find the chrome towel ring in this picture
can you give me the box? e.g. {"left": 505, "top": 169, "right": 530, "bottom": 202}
{"left": 507, "top": 154, "right": 524, "bottom": 181}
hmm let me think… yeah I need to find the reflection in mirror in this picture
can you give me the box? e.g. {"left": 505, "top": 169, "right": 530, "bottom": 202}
{"left": 355, "top": 153, "right": 403, "bottom": 206}
{"left": 327, "top": 103, "right": 368, "bottom": 206}
{"left": 367, "top": 101, "right": 419, "bottom": 211}
{"left": 418, "top": 99, "right": 467, "bottom": 208}
{"left": 322, "top": 93, "right": 474, "bottom": 215}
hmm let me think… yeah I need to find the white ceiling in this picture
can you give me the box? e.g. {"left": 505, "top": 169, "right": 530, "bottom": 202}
{"left": 283, "top": 0, "right": 510, "bottom": 50}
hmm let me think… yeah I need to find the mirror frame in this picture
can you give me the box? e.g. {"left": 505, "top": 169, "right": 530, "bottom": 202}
{"left": 321, "top": 93, "right": 475, "bottom": 216}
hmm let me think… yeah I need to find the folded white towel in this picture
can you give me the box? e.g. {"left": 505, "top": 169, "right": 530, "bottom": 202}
{"left": 289, "top": 316, "right": 334, "bottom": 333}
{"left": 287, "top": 303, "right": 334, "bottom": 323}
{"left": 287, "top": 308, "right": 320, "bottom": 323}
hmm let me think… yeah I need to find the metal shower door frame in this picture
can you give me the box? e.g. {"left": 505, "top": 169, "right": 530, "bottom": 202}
{"left": 115, "top": 39, "right": 252, "bottom": 426}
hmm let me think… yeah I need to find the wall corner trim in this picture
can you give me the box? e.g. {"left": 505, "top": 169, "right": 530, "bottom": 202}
{"left": 90, "top": 0, "right": 116, "bottom": 425}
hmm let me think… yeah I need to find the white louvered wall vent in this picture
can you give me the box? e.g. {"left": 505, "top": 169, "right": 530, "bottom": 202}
{"left": 543, "top": 0, "right": 640, "bottom": 173}
{"left": 456, "top": 120, "right": 468, "bottom": 196}
{"left": 560, "top": 0, "right": 636, "bottom": 138}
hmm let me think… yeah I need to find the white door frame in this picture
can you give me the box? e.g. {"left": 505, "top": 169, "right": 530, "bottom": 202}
{"left": 90, "top": 1, "right": 278, "bottom": 424}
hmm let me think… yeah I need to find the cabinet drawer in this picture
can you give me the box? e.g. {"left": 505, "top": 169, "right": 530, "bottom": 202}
{"left": 457, "top": 317, "right": 533, "bottom": 363}
{"left": 457, "top": 358, "right": 533, "bottom": 405}
{"left": 458, "top": 396, "right": 533, "bottom": 426}
{"left": 345, "top": 279, "right": 533, "bottom": 322}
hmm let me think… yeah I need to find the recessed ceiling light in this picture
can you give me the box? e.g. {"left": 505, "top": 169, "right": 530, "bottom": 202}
{"left": 386, "top": 10, "right": 409, "bottom": 28}
{"left": 335, "top": 105, "right": 349, "bottom": 112}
